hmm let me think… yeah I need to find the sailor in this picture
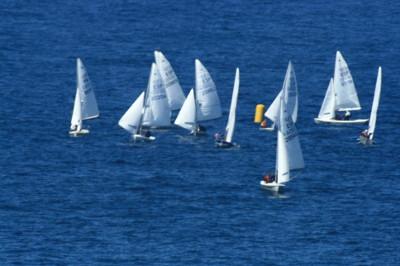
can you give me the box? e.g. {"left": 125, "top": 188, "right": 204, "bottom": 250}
{"left": 263, "top": 174, "right": 276, "bottom": 183}
{"left": 360, "top": 129, "right": 370, "bottom": 139}
{"left": 344, "top": 111, "right": 351, "bottom": 120}
{"left": 144, "top": 130, "right": 152, "bottom": 138}
{"left": 214, "top": 132, "right": 224, "bottom": 143}
{"left": 260, "top": 119, "right": 268, "bottom": 128}
{"left": 197, "top": 125, "right": 206, "bottom": 133}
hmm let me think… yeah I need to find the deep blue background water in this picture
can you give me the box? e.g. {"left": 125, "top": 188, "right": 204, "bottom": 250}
{"left": 1, "top": 0, "right": 400, "bottom": 265}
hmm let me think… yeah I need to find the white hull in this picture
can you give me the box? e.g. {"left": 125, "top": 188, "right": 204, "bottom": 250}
{"left": 359, "top": 135, "right": 373, "bottom": 145}
{"left": 259, "top": 126, "right": 275, "bottom": 132}
{"left": 215, "top": 141, "right": 237, "bottom": 148}
{"left": 69, "top": 129, "right": 90, "bottom": 136}
{"left": 314, "top": 117, "right": 368, "bottom": 125}
{"left": 133, "top": 134, "right": 156, "bottom": 142}
{"left": 260, "top": 180, "right": 285, "bottom": 192}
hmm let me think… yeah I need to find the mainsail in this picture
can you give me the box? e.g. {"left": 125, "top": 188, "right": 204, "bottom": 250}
{"left": 154, "top": 51, "right": 186, "bottom": 110}
{"left": 195, "top": 59, "right": 222, "bottom": 122}
{"left": 333, "top": 51, "right": 361, "bottom": 111}
{"left": 76, "top": 58, "right": 99, "bottom": 120}
{"left": 224, "top": 68, "right": 240, "bottom": 143}
{"left": 367, "top": 67, "right": 382, "bottom": 140}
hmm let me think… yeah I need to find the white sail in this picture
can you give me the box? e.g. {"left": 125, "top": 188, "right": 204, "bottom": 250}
{"left": 318, "top": 78, "right": 336, "bottom": 119}
{"left": 264, "top": 61, "right": 298, "bottom": 125}
{"left": 70, "top": 88, "right": 82, "bottom": 131}
{"left": 118, "top": 92, "right": 145, "bottom": 134}
{"left": 174, "top": 89, "right": 196, "bottom": 131}
{"left": 278, "top": 91, "right": 304, "bottom": 171}
{"left": 77, "top": 58, "right": 99, "bottom": 120}
{"left": 224, "top": 68, "right": 240, "bottom": 143}
{"left": 142, "top": 63, "right": 171, "bottom": 127}
{"left": 276, "top": 129, "right": 290, "bottom": 184}
{"left": 333, "top": 51, "right": 361, "bottom": 111}
{"left": 265, "top": 90, "right": 282, "bottom": 123}
{"left": 282, "top": 61, "right": 298, "bottom": 122}
{"left": 367, "top": 67, "right": 382, "bottom": 139}
{"left": 154, "top": 51, "right": 186, "bottom": 110}
{"left": 195, "top": 59, "right": 222, "bottom": 121}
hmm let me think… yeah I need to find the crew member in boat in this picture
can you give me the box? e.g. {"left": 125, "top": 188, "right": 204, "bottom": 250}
{"left": 344, "top": 111, "right": 351, "bottom": 120}
{"left": 360, "top": 129, "right": 370, "bottom": 139}
{"left": 71, "top": 125, "right": 78, "bottom": 132}
{"left": 335, "top": 111, "right": 351, "bottom": 120}
{"left": 260, "top": 119, "right": 268, "bottom": 128}
{"left": 263, "top": 174, "right": 276, "bottom": 183}
{"left": 142, "top": 130, "right": 153, "bottom": 138}
{"left": 196, "top": 125, "right": 206, "bottom": 134}
{"left": 214, "top": 132, "right": 224, "bottom": 143}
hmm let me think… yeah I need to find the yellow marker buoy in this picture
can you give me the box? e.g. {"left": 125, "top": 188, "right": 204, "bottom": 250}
{"left": 254, "top": 104, "right": 265, "bottom": 123}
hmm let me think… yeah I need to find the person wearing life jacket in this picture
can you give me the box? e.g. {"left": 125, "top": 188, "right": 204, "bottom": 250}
{"left": 360, "top": 129, "right": 370, "bottom": 139}
{"left": 263, "top": 174, "right": 276, "bottom": 183}
{"left": 344, "top": 110, "right": 351, "bottom": 120}
{"left": 214, "top": 132, "right": 224, "bottom": 143}
{"left": 260, "top": 119, "right": 268, "bottom": 128}
{"left": 197, "top": 125, "right": 206, "bottom": 133}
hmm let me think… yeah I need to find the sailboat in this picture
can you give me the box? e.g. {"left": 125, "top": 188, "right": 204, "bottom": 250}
{"left": 360, "top": 67, "right": 382, "bottom": 144}
{"left": 118, "top": 63, "right": 170, "bottom": 141}
{"left": 69, "top": 58, "right": 100, "bottom": 136}
{"left": 260, "top": 61, "right": 298, "bottom": 131}
{"left": 174, "top": 59, "right": 222, "bottom": 135}
{"left": 314, "top": 51, "right": 368, "bottom": 125}
{"left": 215, "top": 68, "right": 240, "bottom": 148}
{"left": 154, "top": 51, "right": 186, "bottom": 111}
{"left": 260, "top": 79, "right": 304, "bottom": 192}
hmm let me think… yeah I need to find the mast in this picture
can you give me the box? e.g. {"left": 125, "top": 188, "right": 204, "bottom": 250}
{"left": 138, "top": 75, "right": 152, "bottom": 135}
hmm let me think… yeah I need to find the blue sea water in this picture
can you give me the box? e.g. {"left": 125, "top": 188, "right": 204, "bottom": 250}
{"left": 1, "top": 0, "right": 400, "bottom": 265}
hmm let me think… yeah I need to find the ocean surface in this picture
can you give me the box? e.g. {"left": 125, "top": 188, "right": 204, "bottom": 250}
{"left": 1, "top": 0, "right": 400, "bottom": 265}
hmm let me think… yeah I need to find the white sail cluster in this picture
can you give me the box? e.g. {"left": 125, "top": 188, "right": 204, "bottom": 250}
{"left": 174, "top": 59, "right": 222, "bottom": 133}
{"left": 69, "top": 51, "right": 382, "bottom": 192}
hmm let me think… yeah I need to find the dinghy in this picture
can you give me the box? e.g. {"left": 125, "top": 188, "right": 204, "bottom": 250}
{"left": 174, "top": 59, "right": 222, "bottom": 135}
{"left": 360, "top": 67, "right": 382, "bottom": 144}
{"left": 69, "top": 58, "right": 99, "bottom": 136}
{"left": 154, "top": 51, "right": 186, "bottom": 111}
{"left": 260, "top": 61, "right": 298, "bottom": 131}
{"left": 118, "top": 63, "right": 169, "bottom": 141}
{"left": 314, "top": 51, "right": 368, "bottom": 125}
{"left": 215, "top": 68, "right": 240, "bottom": 148}
{"left": 260, "top": 79, "right": 304, "bottom": 192}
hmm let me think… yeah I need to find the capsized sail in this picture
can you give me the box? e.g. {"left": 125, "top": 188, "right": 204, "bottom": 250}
{"left": 333, "top": 51, "right": 361, "bottom": 111}
{"left": 225, "top": 68, "right": 240, "bottom": 143}
{"left": 195, "top": 59, "right": 222, "bottom": 121}
{"left": 154, "top": 51, "right": 186, "bottom": 110}
{"left": 77, "top": 58, "right": 99, "bottom": 120}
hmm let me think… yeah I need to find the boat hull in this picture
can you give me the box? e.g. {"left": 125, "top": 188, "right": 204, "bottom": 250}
{"left": 260, "top": 180, "right": 285, "bottom": 192}
{"left": 359, "top": 135, "right": 373, "bottom": 145}
{"left": 259, "top": 126, "right": 275, "bottom": 132}
{"left": 314, "top": 118, "right": 368, "bottom": 125}
{"left": 133, "top": 134, "right": 156, "bottom": 142}
{"left": 69, "top": 129, "right": 90, "bottom": 136}
{"left": 215, "top": 141, "right": 236, "bottom": 148}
